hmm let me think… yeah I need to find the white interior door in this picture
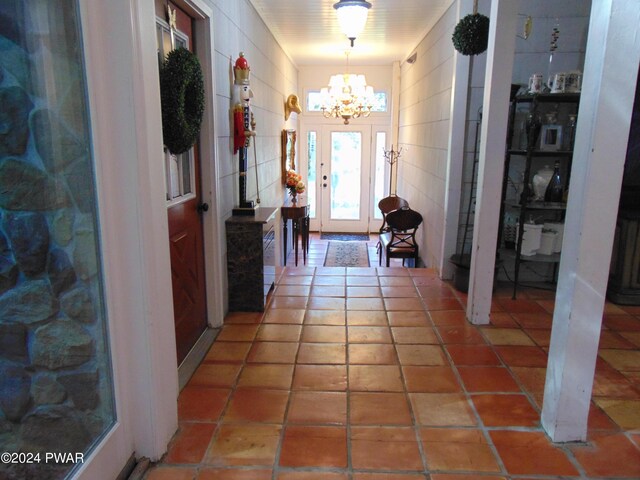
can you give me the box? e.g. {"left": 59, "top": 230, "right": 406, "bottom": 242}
{"left": 317, "top": 125, "right": 372, "bottom": 232}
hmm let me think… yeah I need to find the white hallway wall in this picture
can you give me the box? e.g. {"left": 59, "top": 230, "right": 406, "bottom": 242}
{"left": 397, "top": 3, "right": 458, "bottom": 270}
{"left": 206, "top": 0, "right": 298, "bottom": 308}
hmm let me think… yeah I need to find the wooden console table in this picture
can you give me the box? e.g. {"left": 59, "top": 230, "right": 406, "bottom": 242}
{"left": 226, "top": 207, "right": 277, "bottom": 311}
{"left": 282, "top": 196, "right": 310, "bottom": 266}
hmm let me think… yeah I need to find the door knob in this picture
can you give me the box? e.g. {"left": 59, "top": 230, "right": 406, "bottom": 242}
{"left": 323, "top": 183, "right": 327, "bottom": 188}
{"left": 323, "top": 175, "right": 328, "bottom": 180}
{"left": 197, "top": 202, "right": 209, "bottom": 213}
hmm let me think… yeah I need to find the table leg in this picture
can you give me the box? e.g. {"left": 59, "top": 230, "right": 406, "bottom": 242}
{"left": 293, "top": 219, "right": 300, "bottom": 266}
{"left": 282, "top": 217, "right": 288, "bottom": 266}
{"left": 301, "top": 216, "right": 309, "bottom": 265}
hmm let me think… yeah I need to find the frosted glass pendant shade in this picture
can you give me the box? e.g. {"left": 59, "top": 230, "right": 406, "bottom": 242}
{"left": 334, "top": 0, "right": 372, "bottom": 45}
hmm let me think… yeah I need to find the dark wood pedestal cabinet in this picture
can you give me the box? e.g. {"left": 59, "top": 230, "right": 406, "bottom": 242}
{"left": 226, "top": 207, "right": 277, "bottom": 312}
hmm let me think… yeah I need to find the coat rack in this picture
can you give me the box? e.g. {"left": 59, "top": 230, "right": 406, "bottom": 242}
{"left": 383, "top": 145, "right": 403, "bottom": 195}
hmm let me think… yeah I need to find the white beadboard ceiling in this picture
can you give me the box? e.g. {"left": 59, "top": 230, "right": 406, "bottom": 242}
{"left": 248, "top": 0, "right": 455, "bottom": 66}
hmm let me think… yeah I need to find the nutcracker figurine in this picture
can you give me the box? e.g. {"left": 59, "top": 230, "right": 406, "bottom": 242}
{"left": 232, "top": 52, "right": 257, "bottom": 215}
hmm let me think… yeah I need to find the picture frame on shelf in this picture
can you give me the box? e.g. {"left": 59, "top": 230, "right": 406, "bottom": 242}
{"left": 540, "top": 125, "right": 563, "bottom": 151}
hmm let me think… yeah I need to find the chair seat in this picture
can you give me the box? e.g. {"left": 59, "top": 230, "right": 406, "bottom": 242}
{"left": 379, "top": 232, "right": 414, "bottom": 253}
{"left": 378, "top": 207, "right": 423, "bottom": 267}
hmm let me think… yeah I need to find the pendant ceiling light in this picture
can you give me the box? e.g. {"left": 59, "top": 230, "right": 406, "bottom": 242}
{"left": 320, "top": 51, "right": 375, "bottom": 125}
{"left": 333, "top": 0, "right": 372, "bottom": 47}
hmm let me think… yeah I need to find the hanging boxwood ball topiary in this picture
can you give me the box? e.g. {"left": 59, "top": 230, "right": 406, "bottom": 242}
{"left": 160, "top": 47, "right": 205, "bottom": 154}
{"left": 452, "top": 13, "right": 490, "bottom": 56}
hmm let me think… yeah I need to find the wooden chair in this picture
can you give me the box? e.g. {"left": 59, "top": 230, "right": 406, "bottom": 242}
{"left": 378, "top": 195, "right": 409, "bottom": 234}
{"left": 379, "top": 206, "right": 423, "bottom": 267}
{"left": 376, "top": 195, "right": 409, "bottom": 262}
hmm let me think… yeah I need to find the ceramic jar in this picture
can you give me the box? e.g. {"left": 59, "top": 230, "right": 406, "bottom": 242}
{"left": 532, "top": 165, "right": 554, "bottom": 201}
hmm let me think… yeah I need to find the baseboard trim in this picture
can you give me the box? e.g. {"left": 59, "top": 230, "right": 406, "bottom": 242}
{"left": 178, "top": 327, "right": 219, "bottom": 391}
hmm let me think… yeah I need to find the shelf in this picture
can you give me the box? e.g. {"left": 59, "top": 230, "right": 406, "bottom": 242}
{"left": 514, "top": 92, "right": 581, "bottom": 103}
{"left": 505, "top": 201, "right": 567, "bottom": 210}
{"left": 501, "top": 248, "right": 561, "bottom": 263}
{"left": 521, "top": 252, "right": 561, "bottom": 263}
{"left": 508, "top": 149, "right": 574, "bottom": 157}
{"left": 502, "top": 92, "right": 579, "bottom": 298}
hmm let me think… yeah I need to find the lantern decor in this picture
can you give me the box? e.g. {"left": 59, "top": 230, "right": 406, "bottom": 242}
{"left": 451, "top": 0, "right": 489, "bottom": 56}
{"left": 231, "top": 52, "right": 257, "bottom": 215}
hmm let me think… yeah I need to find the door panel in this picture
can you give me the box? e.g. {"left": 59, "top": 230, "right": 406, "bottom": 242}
{"left": 157, "top": 2, "right": 208, "bottom": 364}
{"left": 320, "top": 125, "right": 372, "bottom": 232}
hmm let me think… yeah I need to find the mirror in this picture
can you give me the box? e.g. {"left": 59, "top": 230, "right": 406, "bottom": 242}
{"left": 282, "top": 129, "right": 297, "bottom": 181}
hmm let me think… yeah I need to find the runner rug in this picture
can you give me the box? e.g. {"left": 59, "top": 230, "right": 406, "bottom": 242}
{"left": 321, "top": 232, "right": 370, "bottom": 241}
{"left": 324, "top": 241, "right": 370, "bottom": 267}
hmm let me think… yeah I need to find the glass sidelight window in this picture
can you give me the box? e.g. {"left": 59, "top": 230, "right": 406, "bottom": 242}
{"left": 373, "top": 131, "right": 387, "bottom": 220}
{"left": 0, "top": 2, "right": 115, "bottom": 478}
{"left": 307, "top": 131, "right": 317, "bottom": 218}
{"left": 330, "top": 131, "right": 363, "bottom": 220}
{"left": 156, "top": 19, "right": 195, "bottom": 205}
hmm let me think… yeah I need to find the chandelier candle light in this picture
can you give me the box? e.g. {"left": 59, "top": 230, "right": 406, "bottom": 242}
{"left": 321, "top": 51, "right": 375, "bottom": 125}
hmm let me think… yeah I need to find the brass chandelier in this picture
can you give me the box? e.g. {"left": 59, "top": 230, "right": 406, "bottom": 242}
{"left": 320, "top": 52, "right": 374, "bottom": 125}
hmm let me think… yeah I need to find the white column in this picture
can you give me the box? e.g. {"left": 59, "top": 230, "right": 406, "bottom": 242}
{"left": 391, "top": 61, "right": 401, "bottom": 194}
{"left": 466, "top": 0, "right": 518, "bottom": 325}
{"left": 541, "top": 0, "right": 640, "bottom": 442}
{"left": 440, "top": 0, "right": 472, "bottom": 280}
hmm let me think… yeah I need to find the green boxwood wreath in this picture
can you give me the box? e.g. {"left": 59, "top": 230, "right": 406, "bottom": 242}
{"left": 160, "top": 47, "right": 205, "bottom": 154}
{"left": 452, "top": 13, "right": 490, "bottom": 56}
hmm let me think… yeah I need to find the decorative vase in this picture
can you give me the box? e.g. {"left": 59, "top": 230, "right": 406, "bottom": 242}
{"left": 532, "top": 165, "right": 554, "bottom": 201}
{"left": 288, "top": 188, "right": 297, "bottom": 201}
{"left": 544, "top": 161, "right": 563, "bottom": 202}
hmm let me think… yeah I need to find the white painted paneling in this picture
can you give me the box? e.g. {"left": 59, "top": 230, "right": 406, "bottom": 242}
{"left": 207, "top": 0, "right": 299, "bottom": 310}
{"left": 396, "top": 1, "right": 458, "bottom": 271}
{"left": 249, "top": 0, "right": 455, "bottom": 65}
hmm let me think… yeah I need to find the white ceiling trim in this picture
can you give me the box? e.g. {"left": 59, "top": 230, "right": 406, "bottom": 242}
{"left": 248, "top": 0, "right": 455, "bottom": 66}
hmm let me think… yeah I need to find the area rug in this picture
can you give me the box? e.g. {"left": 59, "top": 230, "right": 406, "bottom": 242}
{"left": 321, "top": 232, "right": 370, "bottom": 241}
{"left": 324, "top": 241, "right": 370, "bottom": 267}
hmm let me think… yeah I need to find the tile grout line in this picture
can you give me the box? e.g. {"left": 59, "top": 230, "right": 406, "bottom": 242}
{"left": 269, "top": 272, "right": 301, "bottom": 480}
{"left": 418, "top": 277, "right": 511, "bottom": 479}
{"left": 392, "top": 268, "right": 433, "bottom": 479}
{"left": 159, "top": 255, "right": 640, "bottom": 479}
{"left": 344, "top": 267, "right": 354, "bottom": 478}
{"left": 434, "top": 321, "right": 511, "bottom": 478}
{"left": 474, "top": 316, "right": 592, "bottom": 479}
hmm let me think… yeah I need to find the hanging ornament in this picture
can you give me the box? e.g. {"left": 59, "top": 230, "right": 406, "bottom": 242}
{"left": 549, "top": 23, "right": 560, "bottom": 52}
{"left": 451, "top": 0, "right": 490, "bottom": 56}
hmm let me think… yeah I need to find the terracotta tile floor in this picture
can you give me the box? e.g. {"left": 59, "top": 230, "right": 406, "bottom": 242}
{"left": 147, "top": 236, "right": 640, "bottom": 479}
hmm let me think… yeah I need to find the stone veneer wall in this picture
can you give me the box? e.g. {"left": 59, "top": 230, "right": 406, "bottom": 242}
{"left": 0, "top": 3, "right": 114, "bottom": 479}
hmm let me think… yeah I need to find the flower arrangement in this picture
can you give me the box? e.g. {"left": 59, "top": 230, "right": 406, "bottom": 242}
{"left": 285, "top": 169, "right": 305, "bottom": 198}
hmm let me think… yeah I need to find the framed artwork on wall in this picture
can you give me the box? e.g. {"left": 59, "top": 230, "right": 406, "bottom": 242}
{"left": 282, "top": 129, "right": 296, "bottom": 180}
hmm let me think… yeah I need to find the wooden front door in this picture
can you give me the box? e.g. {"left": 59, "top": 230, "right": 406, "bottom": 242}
{"left": 156, "top": 1, "right": 208, "bottom": 365}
